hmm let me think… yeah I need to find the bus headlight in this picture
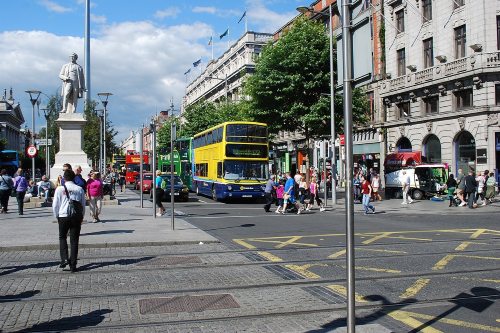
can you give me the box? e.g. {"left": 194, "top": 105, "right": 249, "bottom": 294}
{"left": 227, "top": 185, "right": 233, "bottom": 191}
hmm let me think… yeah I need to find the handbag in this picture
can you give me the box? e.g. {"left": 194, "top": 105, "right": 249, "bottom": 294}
{"left": 283, "top": 193, "right": 291, "bottom": 200}
{"left": 1, "top": 175, "right": 15, "bottom": 196}
{"left": 63, "top": 185, "right": 83, "bottom": 222}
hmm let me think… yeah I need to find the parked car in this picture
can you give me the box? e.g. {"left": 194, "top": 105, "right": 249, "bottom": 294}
{"left": 151, "top": 175, "right": 189, "bottom": 202}
{"left": 135, "top": 173, "right": 154, "bottom": 193}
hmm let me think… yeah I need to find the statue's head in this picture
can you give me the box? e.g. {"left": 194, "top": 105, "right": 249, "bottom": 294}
{"left": 70, "top": 53, "right": 78, "bottom": 61}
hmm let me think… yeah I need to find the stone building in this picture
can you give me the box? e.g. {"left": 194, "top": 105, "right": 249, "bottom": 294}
{"left": 0, "top": 88, "right": 26, "bottom": 151}
{"left": 379, "top": 0, "right": 500, "bottom": 179}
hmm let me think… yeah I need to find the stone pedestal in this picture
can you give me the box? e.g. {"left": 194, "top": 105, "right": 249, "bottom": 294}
{"left": 50, "top": 113, "right": 92, "bottom": 182}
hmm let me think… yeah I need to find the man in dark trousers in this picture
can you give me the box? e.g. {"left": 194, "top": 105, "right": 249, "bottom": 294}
{"left": 52, "top": 169, "right": 86, "bottom": 272}
{"left": 263, "top": 174, "right": 276, "bottom": 212}
{"left": 464, "top": 168, "right": 478, "bottom": 209}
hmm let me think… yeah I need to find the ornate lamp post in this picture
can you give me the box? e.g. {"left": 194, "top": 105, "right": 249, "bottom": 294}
{"left": 95, "top": 109, "right": 104, "bottom": 174}
{"left": 98, "top": 92, "right": 112, "bottom": 175}
{"left": 25, "top": 90, "right": 42, "bottom": 181}
{"left": 41, "top": 108, "right": 51, "bottom": 178}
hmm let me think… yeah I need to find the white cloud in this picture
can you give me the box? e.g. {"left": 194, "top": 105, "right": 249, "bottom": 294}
{"left": 90, "top": 14, "right": 106, "bottom": 24}
{"left": 154, "top": 7, "right": 181, "bottom": 20}
{"left": 0, "top": 21, "right": 213, "bottom": 143}
{"left": 38, "top": 0, "right": 74, "bottom": 13}
{"left": 246, "top": 0, "right": 298, "bottom": 33}
{"left": 76, "top": 0, "right": 97, "bottom": 8}
{"left": 193, "top": 6, "right": 216, "bottom": 14}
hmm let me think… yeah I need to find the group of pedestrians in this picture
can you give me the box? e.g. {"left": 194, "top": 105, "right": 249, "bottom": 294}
{"left": 450, "top": 168, "right": 497, "bottom": 209}
{"left": 264, "top": 171, "right": 326, "bottom": 214}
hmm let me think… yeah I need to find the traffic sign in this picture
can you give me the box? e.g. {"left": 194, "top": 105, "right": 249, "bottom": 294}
{"left": 27, "top": 145, "right": 37, "bottom": 157}
{"left": 35, "top": 139, "right": 52, "bottom": 146}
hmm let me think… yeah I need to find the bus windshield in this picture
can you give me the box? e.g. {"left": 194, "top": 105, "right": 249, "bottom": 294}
{"left": 223, "top": 161, "right": 269, "bottom": 181}
{"left": 226, "top": 124, "right": 267, "bottom": 143}
{"left": 127, "top": 164, "right": 150, "bottom": 173}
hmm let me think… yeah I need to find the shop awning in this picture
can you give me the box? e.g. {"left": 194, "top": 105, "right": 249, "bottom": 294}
{"left": 384, "top": 152, "right": 421, "bottom": 168}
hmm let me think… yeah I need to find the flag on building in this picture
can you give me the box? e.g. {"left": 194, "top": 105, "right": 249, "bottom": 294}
{"left": 207, "top": 36, "right": 212, "bottom": 46}
{"left": 184, "top": 68, "right": 191, "bottom": 75}
{"left": 193, "top": 59, "right": 201, "bottom": 67}
{"left": 238, "top": 10, "right": 246, "bottom": 24}
{"left": 219, "top": 28, "right": 229, "bottom": 40}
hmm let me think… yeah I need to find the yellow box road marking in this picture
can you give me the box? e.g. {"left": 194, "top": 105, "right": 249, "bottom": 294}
{"left": 284, "top": 264, "right": 328, "bottom": 279}
{"left": 233, "top": 239, "right": 257, "bottom": 249}
{"left": 328, "top": 248, "right": 407, "bottom": 258}
{"left": 275, "top": 236, "right": 318, "bottom": 249}
{"left": 455, "top": 241, "right": 490, "bottom": 251}
{"left": 432, "top": 254, "right": 500, "bottom": 270}
{"left": 384, "top": 310, "right": 500, "bottom": 332}
{"left": 338, "top": 265, "right": 401, "bottom": 274}
{"left": 257, "top": 252, "right": 283, "bottom": 262}
{"left": 452, "top": 277, "right": 500, "bottom": 283}
{"left": 399, "top": 278, "right": 431, "bottom": 299}
{"left": 327, "top": 285, "right": 370, "bottom": 302}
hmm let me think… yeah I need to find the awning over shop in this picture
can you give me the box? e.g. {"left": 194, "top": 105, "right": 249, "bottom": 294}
{"left": 384, "top": 152, "right": 421, "bottom": 168}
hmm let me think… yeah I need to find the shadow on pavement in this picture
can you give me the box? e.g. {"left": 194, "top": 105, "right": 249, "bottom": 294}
{"left": 78, "top": 256, "right": 156, "bottom": 271}
{"left": 81, "top": 230, "right": 135, "bottom": 236}
{"left": 0, "top": 261, "right": 62, "bottom": 277}
{"left": 0, "top": 290, "right": 40, "bottom": 302}
{"left": 26, "top": 309, "right": 112, "bottom": 332}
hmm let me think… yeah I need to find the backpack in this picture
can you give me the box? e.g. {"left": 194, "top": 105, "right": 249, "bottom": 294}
{"left": 160, "top": 178, "right": 167, "bottom": 190}
{"left": 63, "top": 185, "right": 83, "bottom": 221}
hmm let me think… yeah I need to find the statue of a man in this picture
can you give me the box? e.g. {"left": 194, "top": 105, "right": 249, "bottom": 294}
{"left": 59, "top": 53, "right": 85, "bottom": 113}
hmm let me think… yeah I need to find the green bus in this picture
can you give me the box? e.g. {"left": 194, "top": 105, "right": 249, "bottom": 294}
{"left": 158, "top": 137, "right": 193, "bottom": 190}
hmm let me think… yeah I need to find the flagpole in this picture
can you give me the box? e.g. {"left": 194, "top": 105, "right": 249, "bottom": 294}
{"left": 200, "top": 57, "right": 202, "bottom": 75}
{"left": 245, "top": 6, "right": 248, "bottom": 32}
{"left": 228, "top": 26, "right": 230, "bottom": 49}
{"left": 211, "top": 33, "right": 214, "bottom": 60}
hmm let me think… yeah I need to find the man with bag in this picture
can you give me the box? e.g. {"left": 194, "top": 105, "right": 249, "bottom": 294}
{"left": 53, "top": 169, "right": 86, "bottom": 272}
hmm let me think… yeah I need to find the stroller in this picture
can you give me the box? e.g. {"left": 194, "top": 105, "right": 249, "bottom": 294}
{"left": 447, "top": 189, "right": 461, "bottom": 207}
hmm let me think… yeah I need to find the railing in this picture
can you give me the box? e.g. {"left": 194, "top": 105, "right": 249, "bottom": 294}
{"left": 415, "top": 67, "right": 433, "bottom": 84}
{"left": 483, "top": 51, "right": 500, "bottom": 67}
{"left": 445, "top": 57, "right": 467, "bottom": 75}
{"left": 390, "top": 76, "right": 406, "bottom": 89}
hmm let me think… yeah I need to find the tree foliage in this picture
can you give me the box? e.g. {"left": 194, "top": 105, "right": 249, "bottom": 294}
{"left": 0, "top": 138, "right": 7, "bottom": 151}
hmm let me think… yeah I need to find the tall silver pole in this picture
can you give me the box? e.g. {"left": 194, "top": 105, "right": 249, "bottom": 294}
{"left": 329, "top": 3, "right": 337, "bottom": 205}
{"left": 151, "top": 120, "right": 157, "bottom": 218}
{"left": 170, "top": 123, "right": 175, "bottom": 230}
{"left": 103, "top": 105, "right": 107, "bottom": 174}
{"left": 324, "top": 140, "right": 327, "bottom": 206}
{"left": 84, "top": 0, "right": 91, "bottom": 101}
{"left": 341, "top": 0, "right": 355, "bottom": 331}
{"left": 45, "top": 115, "right": 49, "bottom": 178}
{"left": 31, "top": 104, "right": 36, "bottom": 181}
{"left": 99, "top": 113, "right": 103, "bottom": 173}
{"left": 140, "top": 125, "right": 144, "bottom": 208}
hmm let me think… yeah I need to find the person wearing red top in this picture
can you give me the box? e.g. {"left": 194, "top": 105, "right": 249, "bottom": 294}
{"left": 361, "top": 175, "right": 376, "bottom": 214}
{"left": 86, "top": 172, "right": 103, "bottom": 223}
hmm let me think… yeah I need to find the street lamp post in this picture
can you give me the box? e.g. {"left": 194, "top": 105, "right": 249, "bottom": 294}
{"left": 297, "top": 5, "right": 336, "bottom": 206}
{"left": 206, "top": 75, "right": 228, "bottom": 104}
{"left": 149, "top": 118, "right": 157, "bottom": 218}
{"left": 25, "top": 90, "right": 42, "bottom": 182}
{"left": 98, "top": 93, "right": 112, "bottom": 175}
{"left": 41, "top": 108, "right": 50, "bottom": 179}
{"left": 96, "top": 109, "right": 104, "bottom": 173}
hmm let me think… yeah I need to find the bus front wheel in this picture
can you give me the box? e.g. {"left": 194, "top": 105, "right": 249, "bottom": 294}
{"left": 196, "top": 183, "right": 200, "bottom": 196}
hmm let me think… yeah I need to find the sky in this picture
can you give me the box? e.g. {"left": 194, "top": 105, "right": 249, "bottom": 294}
{"left": 0, "top": 0, "right": 301, "bottom": 144}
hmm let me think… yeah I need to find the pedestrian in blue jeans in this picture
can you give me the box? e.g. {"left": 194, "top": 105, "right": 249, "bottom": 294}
{"left": 360, "top": 176, "right": 375, "bottom": 214}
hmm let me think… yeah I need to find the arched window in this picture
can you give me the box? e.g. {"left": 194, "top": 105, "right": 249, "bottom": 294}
{"left": 397, "top": 137, "right": 412, "bottom": 152}
{"left": 455, "top": 131, "right": 476, "bottom": 174}
{"left": 423, "top": 135, "right": 441, "bottom": 163}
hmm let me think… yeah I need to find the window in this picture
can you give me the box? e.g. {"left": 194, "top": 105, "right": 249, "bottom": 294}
{"left": 397, "top": 48, "right": 406, "bottom": 76}
{"left": 366, "top": 92, "right": 375, "bottom": 122}
{"left": 495, "top": 84, "right": 500, "bottom": 105}
{"left": 423, "top": 38, "right": 434, "bottom": 68}
{"left": 453, "top": 0, "right": 464, "bottom": 9}
{"left": 422, "top": 0, "right": 432, "bottom": 21}
{"left": 455, "top": 25, "right": 466, "bottom": 59}
{"left": 423, "top": 96, "right": 439, "bottom": 114}
{"left": 455, "top": 89, "right": 472, "bottom": 109}
{"left": 497, "top": 16, "right": 500, "bottom": 50}
{"left": 396, "top": 10, "right": 405, "bottom": 33}
{"left": 397, "top": 102, "right": 410, "bottom": 119}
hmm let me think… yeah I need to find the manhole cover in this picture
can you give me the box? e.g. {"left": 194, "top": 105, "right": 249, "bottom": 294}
{"left": 136, "top": 256, "right": 202, "bottom": 266}
{"left": 139, "top": 294, "right": 240, "bottom": 314}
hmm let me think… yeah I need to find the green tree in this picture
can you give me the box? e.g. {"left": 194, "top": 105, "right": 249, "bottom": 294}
{"left": 37, "top": 91, "right": 62, "bottom": 168}
{"left": 243, "top": 16, "right": 370, "bottom": 175}
{"left": 0, "top": 138, "right": 7, "bottom": 151}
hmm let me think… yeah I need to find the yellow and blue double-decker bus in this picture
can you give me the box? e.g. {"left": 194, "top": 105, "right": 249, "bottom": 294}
{"left": 193, "top": 122, "right": 269, "bottom": 201}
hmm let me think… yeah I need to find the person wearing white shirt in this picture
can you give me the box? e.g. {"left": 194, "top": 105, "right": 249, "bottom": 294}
{"left": 52, "top": 169, "right": 86, "bottom": 272}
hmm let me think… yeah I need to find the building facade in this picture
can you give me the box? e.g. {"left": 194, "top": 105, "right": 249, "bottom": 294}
{"left": 379, "top": 0, "right": 500, "bottom": 180}
{"left": 0, "top": 88, "right": 26, "bottom": 151}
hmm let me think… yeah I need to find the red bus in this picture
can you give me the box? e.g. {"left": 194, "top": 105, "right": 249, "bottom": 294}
{"left": 125, "top": 150, "right": 150, "bottom": 183}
